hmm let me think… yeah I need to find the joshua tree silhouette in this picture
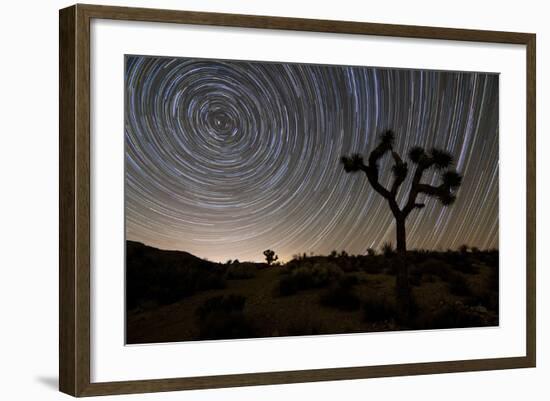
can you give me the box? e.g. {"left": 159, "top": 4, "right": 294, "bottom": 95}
{"left": 263, "top": 249, "right": 279, "bottom": 266}
{"left": 341, "top": 130, "right": 462, "bottom": 317}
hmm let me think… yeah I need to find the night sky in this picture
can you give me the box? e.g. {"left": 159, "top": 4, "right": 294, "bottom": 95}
{"left": 125, "top": 55, "right": 499, "bottom": 263}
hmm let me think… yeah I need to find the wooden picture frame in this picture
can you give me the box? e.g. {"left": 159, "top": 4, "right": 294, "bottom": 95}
{"left": 59, "top": 3, "right": 536, "bottom": 397}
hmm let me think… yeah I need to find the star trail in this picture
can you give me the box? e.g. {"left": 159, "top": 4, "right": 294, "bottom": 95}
{"left": 125, "top": 55, "right": 499, "bottom": 263}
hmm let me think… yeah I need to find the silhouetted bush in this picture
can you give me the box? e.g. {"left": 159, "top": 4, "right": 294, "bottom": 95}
{"left": 381, "top": 242, "right": 395, "bottom": 257}
{"left": 447, "top": 273, "right": 472, "bottom": 296}
{"left": 197, "top": 312, "right": 255, "bottom": 340}
{"left": 409, "top": 266, "right": 422, "bottom": 287}
{"left": 465, "top": 290, "right": 498, "bottom": 311}
{"left": 195, "top": 294, "right": 255, "bottom": 340}
{"left": 487, "top": 265, "right": 499, "bottom": 291}
{"left": 359, "top": 256, "right": 385, "bottom": 274}
{"left": 453, "top": 262, "right": 479, "bottom": 275}
{"left": 286, "top": 318, "right": 327, "bottom": 336}
{"left": 196, "top": 294, "right": 246, "bottom": 319}
{"left": 424, "top": 302, "right": 486, "bottom": 329}
{"left": 422, "top": 273, "right": 437, "bottom": 283}
{"left": 278, "top": 262, "right": 343, "bottom": 296}
{"left": 278, "top": 276, "right": 298, "bottom": 296}
{"left": 225, "top": 262, "right": 257, "bottom": 280}
{"left": 320, "top": 277, "right": 361, "bottom": 311}
{"left": 417, "top": 258, "right": 453, "bottom": 282}
{"left": 363, "top": 296, "right": 397, "bottom": 322}
{"left": 340, "top": 274, "right": 360, "bottom": 287}
{"left": 472, "top": 249, "right": 498, "bottom": 268}
{"left": 195, "top": 271, "right": 226, "bottom": 290}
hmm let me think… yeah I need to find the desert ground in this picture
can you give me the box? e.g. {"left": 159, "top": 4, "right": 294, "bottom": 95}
{"left": 126, "top": 241, "right": 498, "bottom": 344}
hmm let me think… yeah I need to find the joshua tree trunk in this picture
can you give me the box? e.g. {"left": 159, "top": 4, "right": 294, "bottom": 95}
{"left": 395, "top": 216, "right": 406, "bottom": 255}
{"left": 395, "top": 216, "right": 410, "bottom": 320}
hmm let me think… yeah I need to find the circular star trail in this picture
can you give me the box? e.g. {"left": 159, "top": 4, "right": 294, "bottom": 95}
{"left": 125, "top": 55, "right": 499, "bottom": 262}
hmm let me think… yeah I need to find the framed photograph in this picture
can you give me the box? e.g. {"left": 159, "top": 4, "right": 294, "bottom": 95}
{"left": 59, "top": 4, "right": 536, "bottom": 397}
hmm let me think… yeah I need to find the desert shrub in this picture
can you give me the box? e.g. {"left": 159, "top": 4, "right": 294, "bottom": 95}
{"left": 225, "top": 262, "right": 257, "bottom": 280}
{"left": 366, "top": 248, "right": 377, "bottom": 256}
{"left": 364, "top": 263, "right": 384, "bottom": 275}
{"left": 154, "top": 285, "right": 183, "bottom": 306}
{"left": 340, "top": 274, "right": 360, "bottom": 287}
{"left": 311, "top": 263, "right": 345, "bottom": 284}
{"left": 195, "top": 271, "right": 226, "bottom": 290}
{"left": 320, "top": 278, "right": 361, "bottom": 311}
{"left": 278, "top": 262, "right": 343, "bottom": 296}
{"left": 447, "top": 273, "right": 472, "bottom": 296}
{"left": 360, "top": 257, "right": 385, "bottom": 274}
{"left": 404, "top": 251, "right": 422, "bottom": 265}
{"left": 383, "top": 259, "right": 399, "bottom": 275}
{"left": 452, "top": 261, "right": 479, "bottom": 275}
{"left": 278, "top": 275, "right": 300, "bottom": 296}
{"left": 196, "top": 294, "right": 246, "bottom": 319}
{"left": 443, "top": 250, "right": 467, "bottom": 264}
{"left": 408, "top": 265, "right": 422, "bottom": 287}
{"left": 417, "top": 258, "right": 453, "bottom": 282}
{"left": 195, "top": 294, "right": 255, "bottom": 340}
{"left": 488, "top": 266, "right": 499, "bottom": 291}
{"left": 425, "top": 302, "right": 486, "bottom": 329}
{"left": 197, "top": 312, "right": 255, "bottom": 340}
{"left": 465, "top": 290, "right": 498, "bottom": 311}
{"left": 286, "top": 317, "right": 327, "bottom": 336}
{"left": 363, "top": 296, "right": 396, "bottom": 322}
{"left": 485, "top": 250, "right": 499, "bottom": 268}
{"left": 422, "top": 273, "right": 437, "bottom": 283}
{"left": 128, "top": 265, "right": 226, "bottom": 309}
{"left": 381, "top": 242, "right": 395, "bottom": 257}
{"left": 338, "top": 258, "right": 360, "bottom": 273}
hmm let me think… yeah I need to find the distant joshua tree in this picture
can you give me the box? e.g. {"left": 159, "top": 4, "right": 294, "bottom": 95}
{"left": 263, "top": 249, "right": 279, "bottom": 266}
{"left": 341, "top": 130, "right": 462, "bottom": 315}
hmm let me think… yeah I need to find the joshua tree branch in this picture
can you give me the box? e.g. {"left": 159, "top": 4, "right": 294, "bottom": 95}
{"left": 359, "top": 164, "right": 392, "bottom": 200}
{"left": 390, "top": 151, "right": 408, "bottom": 197}
{"left": 402, "top": 164, "right": 428, "bottom": 216}
{"left": 404, "top": 178, "right": 458, "bottom": 215}
{"left": 340, "top": 154, "right": 392, "bottom": 199}
{"left": 360, "top": 164, "right": 401, "bottom": 217}
{"left": 416, "top": 183, "right": 445, "bottom": 196}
